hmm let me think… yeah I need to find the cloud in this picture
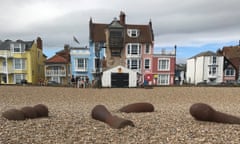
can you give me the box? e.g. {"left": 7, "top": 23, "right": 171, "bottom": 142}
{"left": 0, "top": 0, "right": 240, "bottom": 58}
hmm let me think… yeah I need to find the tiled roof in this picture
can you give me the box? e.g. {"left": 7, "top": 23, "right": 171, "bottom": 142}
{"left": 221, "top": 46, "right": 240, "bottom": 73}
{"left": 222, "top": 46, "right": 240, "bottom": 58}
{"left": 189, "top": 51, "right": 216, "bottom": 59}
{"left": 0, "top": 40, "right": 34, "bottom": 50}
{"left": 45, "top": 54, "right": 68, "bottom": 64}
{"left": 89, "top": 17, "right": 154, "bottom": 43}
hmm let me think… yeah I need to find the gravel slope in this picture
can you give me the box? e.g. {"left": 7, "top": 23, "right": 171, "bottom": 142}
{"left": 1, "top": 86, "right": 240, "bottom": 144}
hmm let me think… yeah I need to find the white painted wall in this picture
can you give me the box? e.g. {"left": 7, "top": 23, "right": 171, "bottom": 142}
{"left": 187, "top": 55, "right": 224, "bottom": 85}
{"left": 101, "top": 65, "right": 137, "bottom": 87}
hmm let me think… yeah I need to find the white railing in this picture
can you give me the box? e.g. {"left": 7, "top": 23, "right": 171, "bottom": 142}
{"left": 0, "top": 66, "right": 13, "bottom": 73}
{"left": 0, "top": 51, "right": 13, "bottom": 58}
{"left": 74, "top": 67, "right": 88, "bottom": 72}
{"left": 91, "top": 68, "right": 103, "bottom": 73}
{"left": 45, "top": 70, "right": 66, "bottom": 76}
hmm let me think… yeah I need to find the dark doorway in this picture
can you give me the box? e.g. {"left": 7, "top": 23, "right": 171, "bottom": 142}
{"left": 111, "top": 73, "right": 129, "bottom": 88}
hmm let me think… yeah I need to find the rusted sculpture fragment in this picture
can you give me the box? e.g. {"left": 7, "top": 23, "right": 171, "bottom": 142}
{"left": 190, "top": 103, "right": 240, "bottom": 124}
{"left": 2, "top": 104, "right": 49, "bottom": 121}
{"left": 91, "top": 105, "right": 135, "bottom": 129}
{"left": 21, "top": 106, "right": 38, "bottom": 119}
{"left": 119, "top": 102, "right": 154, "bottom": 113}
{"left": 33, "top": 104, "right": 49, "bottom": 117}
{"left": 2, "top": 108, "right": 26, "bottom": 121}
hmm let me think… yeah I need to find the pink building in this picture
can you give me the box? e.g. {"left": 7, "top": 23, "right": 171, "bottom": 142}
{"left": 151, "top": 48, "right": 176, "bottom": 85}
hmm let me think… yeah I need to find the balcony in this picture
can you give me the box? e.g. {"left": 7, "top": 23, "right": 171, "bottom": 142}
{"left": 91, "top": 68, "right": 103, "bottom": 73}
{"left": 0, "top": 66, "right": 14, "bottom": 73}
{"left": 45, "top": 70, "right": 66, "bottom": 77}
{"left": 208, "top": 74, "right": 217, "bottom": 79}
{"left": 0, "top": 51, "right": 13, "bottom": 58}
{"left": 73, "top": 67, "right": 88, "bottom": 72}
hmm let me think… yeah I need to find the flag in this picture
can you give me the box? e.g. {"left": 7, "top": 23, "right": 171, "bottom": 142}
{"left": 73, "top": 36, "right": 80, "bottom": 44}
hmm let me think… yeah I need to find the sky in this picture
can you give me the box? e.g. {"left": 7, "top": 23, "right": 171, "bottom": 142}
{"left": 0, "top": 0, "right": 240, "bottom": 63}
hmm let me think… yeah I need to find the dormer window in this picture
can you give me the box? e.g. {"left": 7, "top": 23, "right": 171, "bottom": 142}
{"left": 11, "top": 43, "right": 25, "bottom": 53}
{"left": 127, "top": 29, "right": 139, "bottom": 38}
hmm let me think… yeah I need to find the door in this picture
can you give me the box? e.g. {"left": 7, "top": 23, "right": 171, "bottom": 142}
{"left": 111, "top": 73, "right": 129, "bottom": 88}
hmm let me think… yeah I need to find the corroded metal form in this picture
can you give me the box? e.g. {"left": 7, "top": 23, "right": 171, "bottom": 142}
{"left": 91, "top": 105, "right": 135, "bottom": 129}
{"left": 119, "top": 102, "right": 154, "bottom": 113}
{"left": 2, "top": 104, "right": 49, "bottom": 121}
{"left": 190, "top": 103, "right": 240, "bottom": 124}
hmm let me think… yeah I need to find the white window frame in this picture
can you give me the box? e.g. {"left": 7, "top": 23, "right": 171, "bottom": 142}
{"left": 158, "top": 58, "right": 170, "bottom": 71}
{"left": 145, "top": 44, "right": 150, "bottom": 54}
{"left": 75, "top": 58, "right": 88, "bottom": 71}
{"left": 14, "top": 74, "right": 25, "bottom": 84}
{"left": 209, "top": 66, "right": 217, "bottom": 75}
{"left": 225, "top": 67, "right": 235, "bottom": 76}
{"left": 127, "top": 59, "right": 141, "bottom": 70}
{"left": 127, "top": 43, "right": 141, "bottom": 56}
{"left": 210, "top": 56, "right": 217, "bottom": 64}
{"left": 11, "top": 43, "right": 25, "bottom": 53}
{"left": 158, "top": 74, "right": 169, "bottom": 85}
{"left": 144, "top": 59, "right": 150, "bottom": 69}
{"left": 14, "top": 58, "right": 26, "bottom": 70}
{"left": 127, "top": 29, "right": 139, "bottom": 38}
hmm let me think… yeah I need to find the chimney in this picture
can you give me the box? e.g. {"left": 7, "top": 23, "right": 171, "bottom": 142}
{"left": 119, "top": 11, "right": 125, "bottom": 25}
{"left": 64, "top": 44, "right": 69, "bottom": 51}
{"left": 36, "top": 37, "right": 42, "bottom": 50}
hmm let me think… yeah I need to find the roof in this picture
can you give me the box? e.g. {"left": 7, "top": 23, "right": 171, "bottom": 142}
{"left": 220, "top": 45, "right": 240, "bottom": 72}
{"left": 45, "top": 54, "right": 68, "bottom": 64}
{"left": 189, "top": 51, "right": 217, "bottom": 59}
{"left": 0, "top": 39, "right": 34, "bottom": 51}
{"left": 222, "top": 46, "right": 240, "bottom": 59}
{"left": 89, "top": 15, "right": 154, "bottom": 43}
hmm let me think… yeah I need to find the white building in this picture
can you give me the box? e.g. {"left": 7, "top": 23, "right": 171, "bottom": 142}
{"left": 186, "top": 51, "right": 224, "bottom": 85}
{"left": 101, "top": 65, "right": 137, "bottom": 88}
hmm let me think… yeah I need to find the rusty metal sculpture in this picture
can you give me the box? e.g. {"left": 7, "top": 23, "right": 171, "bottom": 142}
{"left": 21, "top": 106, "right": 38, "bottom": 119}
{"left": 91, "top": 105, "right": 135, "bottom": 129}
{"left": 119, "top": 102, "right": 154, "bottom": 113}
{"left": 190, "top": 103, "right": 240, "bottom": 124}
{"left": 2, "top": 104, "right": 49, "bottom": 121}
{"left": 2, "top": 108, "right": 26, "bottom": 121}
{"left": 33, "top": 104, "right": 49, "bottom": 117}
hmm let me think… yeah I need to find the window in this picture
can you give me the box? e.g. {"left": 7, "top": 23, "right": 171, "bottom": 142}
{"left": 127, "top": 59, "right": 141, "bottom": 70}
{"left": 144, "top": 59, "right": 150, "bottom": 69}
{"left": 75, "top": 58, "right": 88, "bottom": 71}
{"left": 225, "top": 67, "right": 235, "bottom": 76}
{"left": 127, "top": 44, "right": 141, "bottom": 56}
{"left": 145, "top": 44, "right": 150, "bottom": 54}
{"left": 158, "top": 74, "right": 169, "bottom": 85}
{"left": 14, "top": 74, "right": 25, "bottom": 84}
{"left": 127, "top": 29, "right": 139, "bottom": 37}
{"left": 11, "top": 43, "right": 25, "bottom": 53}
{"left": 209, "top": 66, "right": 217, "bottom": 75}
{"left": 158, "top": 59, "right": 170, "bottom": 70}
{"left": 210, "top": 56, "right": 217, "bottom": 64}
{"left": 14, "top": 58, "right": 25, "bottom": 70}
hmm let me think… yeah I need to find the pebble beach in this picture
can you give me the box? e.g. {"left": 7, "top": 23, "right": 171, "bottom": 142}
{"left": 1, "top": 85, "right": 240, "bottom": 144}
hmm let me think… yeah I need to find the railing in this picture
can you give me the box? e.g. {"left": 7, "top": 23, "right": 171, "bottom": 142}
{"left": 0, "top": 51, "right": 13, "bottom": 58}
{"left": 208, "top": 74, "right": 217, "bottom": 79}
{"left": 74, "top": 67, "right": 88, "bottom": 72}
{"left": 91, "top": 68, "right": 103, "bottom": 73}
{"left": 45, "top": 70, "right": 66, "bottom": 76}
{"left": 0, "top": 66, "right": 13, "bottom": 73}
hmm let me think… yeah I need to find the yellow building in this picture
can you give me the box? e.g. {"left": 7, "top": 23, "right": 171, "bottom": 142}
{"left": 0, "top": 37, "right": 46, "bottom": 84}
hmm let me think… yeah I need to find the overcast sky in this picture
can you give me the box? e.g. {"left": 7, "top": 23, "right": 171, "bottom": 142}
{"left": 0, "top": 0, "right": 240, "bottom": 63}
